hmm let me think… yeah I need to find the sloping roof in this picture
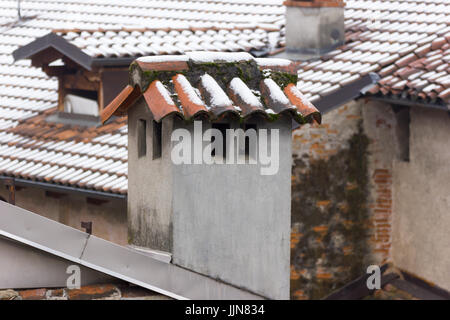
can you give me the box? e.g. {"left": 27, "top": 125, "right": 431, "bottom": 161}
{"left": 13, "top": 25, "right": 282, "bottom": 70}
{"left": 0, "top": 110, "right": 129, "bottom": 194}
{"left": 0, "top": 200, "right": 262, "bottom": 299}
{"left": 102, "top": 52, "right": 320, "bottom": 125}
{"left": 1, "top": 0, "right": 450, "bottom": 197}
{"left": 367, "top": 35, "right": 450, "bottom": 106}
{"left": 0, "top": 0, "right": 286, "bottom": 195}
{"left": 295, "top": 0, "right": 450, "bottom": 108}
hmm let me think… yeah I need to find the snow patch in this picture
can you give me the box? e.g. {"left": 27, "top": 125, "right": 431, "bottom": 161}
{"left": 256, "top": 58, "right": 292, "bottom": 67}
{"left": 200, "top": 73, "right": 232, "bottom": 107}
{"left": 229, "top": 77, "right": 262, "bottom": 107}
{"left": 137, "top": 55, "right": 188, "bottom": 63}
{"left": 186, "top": 51, "right": 253, "bottom": 63}
{"left": 175, "top": 74, "right": 204, "bottom": 106}
{"left": 263, "top": 78, "right": 290, "bottom": 105}
{"left": 155, "top": 81, "right": 175, "bottom": 106}
{"left": 289, "top": 85, "right": 313, "bottom": 107}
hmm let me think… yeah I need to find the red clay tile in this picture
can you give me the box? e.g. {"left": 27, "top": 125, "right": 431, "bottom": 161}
{"left": 284, "top": 83, "right": 321, "bottom": 123}
{"left": 143, "top": 80, "right": 181, "bottom": 122}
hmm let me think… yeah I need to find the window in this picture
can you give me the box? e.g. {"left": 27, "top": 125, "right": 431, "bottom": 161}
{"left": 394, "top": 106, "right": 410, "bottom": 162}
{"left": 63, "top": 89, "right": 99, "bottom": 117}
{"left": 153, "top": 120, "right": 162, "bottom": 159}
{"left": 137, "top": 119, "right": 146, "bottom": 158}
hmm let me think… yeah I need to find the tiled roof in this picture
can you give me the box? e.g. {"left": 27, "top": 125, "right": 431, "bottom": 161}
{"left": 0, "top": 0, "right": 285, "bottom": 194}
{"left": 58, "top": 25, "right": 280, "bottom": 58}
{"left": 1, "top": 0, "right": 450, "bottom": 196}
{"left": 1, "top": 109, "right": 129, "bottom": 194}
{"left": 101, "top": 52, "right": 320, "bottom": 125}
{"left": 13, "top": 25, "right": 283, "bottom": 69}
{"left": 295, "top": 0, "right": 450, "bottom": 107}
{"left": 368, "top": 35, "right": 450, "bottom": 105}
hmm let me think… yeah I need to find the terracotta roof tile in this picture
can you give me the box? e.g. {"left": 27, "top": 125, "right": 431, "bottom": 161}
{"left": 296, "top": 0, "right": 450, "bottom": 108}
{"left": 102, "top": 53, "right": 316, "bottom": 125}
{"left": 1, "top": 0, "right": 450, "bottom": 195}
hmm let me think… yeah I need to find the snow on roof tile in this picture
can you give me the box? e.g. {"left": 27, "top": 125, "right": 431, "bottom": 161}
{"left": 102, "top": 53, "right": 319, "bottom": 125}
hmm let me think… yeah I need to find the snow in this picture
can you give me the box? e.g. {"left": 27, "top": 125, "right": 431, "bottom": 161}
{"left": 175, "top": 74, "right": 204, "bottom": 106}
{"left": 288, "top": 84, "right": 313, "bottom": 107}
{"left": 265, "top": 108, "right": 275, "bottom": 114}
{"left": 200, "top": 73, "right": 232, "bottom": 107}
{"left": 186, "top": 51, "right": 253, "bottom": 63}
{"left": 263, "top": 78, "right": 290, "bottom": 105}
{"left": 256, "top": 58, "right": 292, "bottom": 67}
{"left": 137, "top": 55, "right": 188, "bottom": 63}
{"left": 155, "top": 81, "right": 176, "bottom": 106}
{"left": 229, "top": 77, "right": 262, "bottom": 107}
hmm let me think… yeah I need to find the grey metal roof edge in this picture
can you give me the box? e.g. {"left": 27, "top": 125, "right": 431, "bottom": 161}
{"left": 12, "top": 32, "right": 94, "bottom": 70}
{"left": 314, "top": 72, "right": 379, "bottom": 114}
{"left": 0, "top": 201, "right": 263, "bottom": 300}
{"left": 292, "top": 72, "right": 378, "bottom": 130}
{"left": 0, "top": 176, "right": 126, "bottom": 201}
{"left": 91, "top": 56, "right": 136, "bottom": 68}
{"left": 368, "top": 96, "right": 449, "bottom": 111}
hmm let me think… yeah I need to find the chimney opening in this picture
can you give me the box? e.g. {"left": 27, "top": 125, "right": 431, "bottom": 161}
{"left": 211, "top": 123, "right": 229, "bottom": 158}
{"left": 137, "top": 119, "right": 147, "bottom": 158}
{"left": 152, "top": 120, "right": 162, "bottom": 159}
{"left": 244, "top": 123, "right": 257, "bottom": 161}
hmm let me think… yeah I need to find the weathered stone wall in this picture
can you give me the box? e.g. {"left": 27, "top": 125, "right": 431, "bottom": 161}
{"left": 362, "top": 100, "right": 399, "bottom": 264}
{"left": 290, "top": 99, "right": 398, "bottom": 299}
{"left": 0, "top": 185, "right": 127, "bottom": 245}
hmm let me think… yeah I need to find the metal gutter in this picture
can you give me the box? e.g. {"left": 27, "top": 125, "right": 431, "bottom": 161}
{"left": 0, "top": 201, "right": 263, "bottom": 300}
{"left": 368, "top": 96, "right": 448, "bottom": 111}
{"left": 314, "top": 72, "right": 379, "bottom": 113}
{"left": 0, "top": 176, "right": 126, "bottom": 201}
{"left": 292, "top": 72, "right": 379, "bottom": 130}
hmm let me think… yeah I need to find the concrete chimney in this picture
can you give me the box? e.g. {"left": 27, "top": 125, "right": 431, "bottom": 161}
{"left": 101, "top": 52, "right": 321, "bottom": 299}
{"left": 284, "top": 0, "right": 345, "bottom": 57}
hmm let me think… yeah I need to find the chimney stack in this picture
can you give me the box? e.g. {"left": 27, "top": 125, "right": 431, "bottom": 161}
{"left": 284, "top": 0, "right": 345, "bottom": 57}
{"left": 102, "top": 52, "right": 320, "bottom": 299}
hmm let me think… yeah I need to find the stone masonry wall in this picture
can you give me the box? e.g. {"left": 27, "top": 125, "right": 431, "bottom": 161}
{"left": 290, "top": 99, "right": 397, "bottom": 299}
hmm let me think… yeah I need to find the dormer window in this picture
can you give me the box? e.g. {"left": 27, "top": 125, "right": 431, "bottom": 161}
{"left": 13, "top": 32, "right": 129, "bottom": 122}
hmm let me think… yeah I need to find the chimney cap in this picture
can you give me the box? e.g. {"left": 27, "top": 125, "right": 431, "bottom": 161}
{"left": 101, "top": 52, "right": 321, "bottom": 125}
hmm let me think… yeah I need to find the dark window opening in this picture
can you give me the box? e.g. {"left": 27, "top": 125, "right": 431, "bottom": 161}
{"left": 67, "top": 89, "right": 98, "bottom": 101}
{"left": 244, "top": 124, "right": 257, "bottom": 159}
{"left": 153, "top": 120, "right": 162, "bottom": 159}
{"left": 211, "top": 123, "right": 230, "bottom": 158}
{"left": 63, "top": 89, "right": 99, "bottom": 116}
{"left": 394, "top": 106, "right": 410, "bottom": 162}
{"left": 138, "top": 119, "right": 147, "bottom": 158}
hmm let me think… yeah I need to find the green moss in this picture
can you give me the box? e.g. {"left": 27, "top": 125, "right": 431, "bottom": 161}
{"left": 290, "top": 122, "right": 372, "bottom": 299}
{"left": 263, "top": 69, "right": 298, "bottom": 89}
{"left": 131, "top": 59, "right": 297, "bottom": 94}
